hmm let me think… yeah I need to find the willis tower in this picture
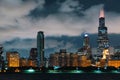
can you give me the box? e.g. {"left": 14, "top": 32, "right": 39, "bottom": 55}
{"left": 97, "top": 8, "right": 109, "bottom": 55}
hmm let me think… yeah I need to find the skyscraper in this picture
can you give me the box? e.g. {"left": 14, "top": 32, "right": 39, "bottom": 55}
{"left": 83, "top": 33, "right": 90, "bottom": 49}
{"left": 97, "top": 8, "right": 109, "bottom": 55}
{"left": 83, "top": 33, "right": 92, "bottom": 59}
{"left": 37, "top": 31, "right": 44, "bottom": 67}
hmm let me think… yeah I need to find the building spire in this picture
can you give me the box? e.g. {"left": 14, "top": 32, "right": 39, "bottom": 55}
{"left": 99, "top": 8, "right": 105, "bottom": 18}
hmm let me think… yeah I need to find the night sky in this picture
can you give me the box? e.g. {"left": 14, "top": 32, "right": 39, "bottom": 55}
{"left": 0, "top": 0, "right": 120, "bottom": 57}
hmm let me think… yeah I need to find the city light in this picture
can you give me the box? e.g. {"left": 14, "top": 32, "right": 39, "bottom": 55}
{"left": 24, "top": 68, "right": 35, "bottom": 73}
{"left": 84, "top": 34, "right": 88, "bottom": 37}
{"left": 0, "top": 8, "right": 119, "bottom": 74}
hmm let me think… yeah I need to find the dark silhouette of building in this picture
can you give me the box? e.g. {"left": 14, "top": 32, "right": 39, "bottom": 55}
{"left": 97, "top": 8, "right": 109, "bottom": 54}
{"left": 29, "top": 48, "right": 37, "bottom": 60}
{"left": 37, "top": 31, "right": 44, "bottom": 67}
{"left": 28, "top": 48, "right": 38, "bottom": 67}
{"left": 0, "top": 45, "right": 4, "bottom": 70}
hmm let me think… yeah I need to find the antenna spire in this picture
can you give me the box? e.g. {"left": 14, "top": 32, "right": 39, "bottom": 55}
{"left": 99, "top": 7, "right": 105, "bottom": 18}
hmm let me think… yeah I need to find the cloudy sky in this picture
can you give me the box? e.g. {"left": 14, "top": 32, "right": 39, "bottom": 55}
{"left": 0, "top": 0, "right": 120, "bottom": 57}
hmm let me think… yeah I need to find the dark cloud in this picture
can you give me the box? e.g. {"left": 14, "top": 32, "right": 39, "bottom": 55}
{"left": 28, "top": 0, "right": 120, "bottom": 19}
{"left": 28, "top": 0, "right": 62, "bottom": 18}
{"left": 28, "top": 0, "right": 105, "bottom": 19}
{"left": 104, "top": 0, "right": 120, "bottom": 13}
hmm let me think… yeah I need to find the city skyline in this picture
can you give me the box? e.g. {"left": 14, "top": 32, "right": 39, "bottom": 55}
{"left": 0, "top": 0, "right": 120, "bottom": 57}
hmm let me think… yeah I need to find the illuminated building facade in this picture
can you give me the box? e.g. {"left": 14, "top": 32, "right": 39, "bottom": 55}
{"left": 71, "top": 53, "right": 79, "bottom": 67}
{"left": 59, "top": 49, "right": 67, "bottom": 67}
{"left": 6, "top": 51, "right": 20, "bottom": 67}
{"left": 20, "top": 58, "right": 37, "bottom": 67}
{"left": 28, "top": 58, "right": 37, "bottom": 67}
{"left": 20, "top": 58, "right": 28, "bottom": 67}
{"left": 37, "top": 31, "right": 44, "bottom": 67}
{"left": 66, "top": 53, "right": 71, "bottom": 67}
{"left": 97, "top": 8, "right": 109, "bottom": 58}
{"left": 49, "top": 49, "right": 91, "bottom": 67}
{"left": 49, "top": 53, "right": 59, "bottom": 67}
{"left": 79, "top": 55, "right": 91, "bottom": 67}
{"left": 108, "top": 60, "right": 120, "bottom": 68}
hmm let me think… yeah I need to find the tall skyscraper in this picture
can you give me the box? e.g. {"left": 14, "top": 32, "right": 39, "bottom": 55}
{"left": 97, "top": 8, "right": 109, "bottom": 55}
{"left": 83, "top": 33, "right": 92, "bottom": 59}
{"left": 37, "top": 31, "right": 44, "bottom": 67}
{"left": 83, "top": 33, "right": 90, "bottom": 49}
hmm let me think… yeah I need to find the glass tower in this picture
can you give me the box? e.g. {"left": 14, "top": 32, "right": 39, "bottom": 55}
{"left": 37, "top": 31, "right": 44, "bottom": 67}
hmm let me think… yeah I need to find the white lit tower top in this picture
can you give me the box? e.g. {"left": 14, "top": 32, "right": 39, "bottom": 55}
{"left": 83, "top": 33, "right": 90, "bottom": 48}
{"left": 97, "top": 8, "right": 109, "bottom": 55}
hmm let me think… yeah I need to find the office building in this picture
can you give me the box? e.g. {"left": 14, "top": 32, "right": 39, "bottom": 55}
{"left": 71, "top": 53, "right": 79, "bottom": 67}
{"left": 20, "top": 58, "right": 28, "bottom": 67}
{"left": 49, "top": 49, "right": 91, "bottom": 67}
{"left": 59, "top": 49, "right": 67, "bottom": 67}
{"left": 29, "top": 48, "right": 37, "bottom": 60}
{"left": 6, "top": 51, "right": 20, "bottom": 67}
{"left": 108, "top": 60, "right": 120, "bottom": 68}
{"left": 37, "top": 31, "right": 44, "bottom": 67}
{"left": 49, "top": 52, "right": 59, "bottom": 67}
{"left": 28, "top": 58, "right": 37, "bottom": 67}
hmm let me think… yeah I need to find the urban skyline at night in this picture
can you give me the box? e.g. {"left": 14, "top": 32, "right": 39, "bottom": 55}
{"left": 0, "top": 0, "right": 119, "bottom": 58}
{"left": 0, "top": 0, "right": 120, "bottom": 58}
{"left": 0, "top": 1, "right": 120, "bottom": 80}
{"left": 0, "top": 8, "right": 119, "bottom": 68}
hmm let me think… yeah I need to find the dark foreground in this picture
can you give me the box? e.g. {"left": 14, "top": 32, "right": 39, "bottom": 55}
{"left": 0, "top": 73, "right": 120, "bottom": 80}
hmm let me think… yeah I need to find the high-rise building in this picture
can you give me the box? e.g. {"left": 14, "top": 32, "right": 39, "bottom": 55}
{"left": 83, "top": 33, "right": 92, "bottom": 59}
{"left": 37, "top": 31, "right": 44, "bottom": 67}
{"left": 77, "top": 33, "right": 92, "bottom": 59}
{"left": 97, "top": 8, "right": 109, "bottom": 55}
{"left": 83, "top": 33, "right": 89, "bottom": 48}
{"left": 6, "top": 51, "right": 20, "bottom": 67}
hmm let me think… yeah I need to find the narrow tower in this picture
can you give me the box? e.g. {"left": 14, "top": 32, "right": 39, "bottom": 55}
{"left": 83, "top": 33, "right": 90, "bottom": 48}
{"left": 37, "top": 31, "right": 44, "bottom": 67}
{"left": 83, "top": 33, "right": 92, "bottom": 59}
{"left": 97, "top": 8, "right": 109, "bottom": 56}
